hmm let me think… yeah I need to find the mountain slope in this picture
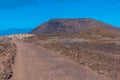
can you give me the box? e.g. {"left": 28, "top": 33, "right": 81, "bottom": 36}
{"left": 30, "top": 18, "right": 120, "bottom": 34}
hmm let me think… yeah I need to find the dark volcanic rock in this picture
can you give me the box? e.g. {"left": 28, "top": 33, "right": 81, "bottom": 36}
{"left": 30, "top": 18, "right": 120, "bottom": 34}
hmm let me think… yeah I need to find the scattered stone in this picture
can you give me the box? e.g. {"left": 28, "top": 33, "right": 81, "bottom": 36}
{"left": 0, "top": 42, "right": 16, "bottom": 80}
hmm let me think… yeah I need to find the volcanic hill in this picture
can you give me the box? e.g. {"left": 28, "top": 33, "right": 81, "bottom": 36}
{"left": 30, "top": 18, "right": 120, "bottom": 34}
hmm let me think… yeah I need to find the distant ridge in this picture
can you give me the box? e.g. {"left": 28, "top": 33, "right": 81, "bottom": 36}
{"left": 30, "top": 18, "right": 120, "bottom": 34}
{"left": 0, "top": 28, "right": 32, "bottom": 36}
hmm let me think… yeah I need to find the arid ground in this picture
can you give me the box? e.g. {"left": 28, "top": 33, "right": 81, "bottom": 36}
{"left": 23, "top": 34, "right": 120, "bottom": 80}
{"left": 11, "top": 41, "right": 111, "bottom": 80}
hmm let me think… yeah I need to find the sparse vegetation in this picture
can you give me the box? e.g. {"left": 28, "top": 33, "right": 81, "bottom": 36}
{"left": 23, "top": 33, "right": 120, "bottom": 80}
{"left": 44, "top": 42, "right": 120, "bottom": 79}
{"left": 0, "top": 40, "right": 17, "bottom": 80}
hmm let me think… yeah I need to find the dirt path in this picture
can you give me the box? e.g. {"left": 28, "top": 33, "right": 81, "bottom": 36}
{"left": 12, "top": 41, "right": 111, "bottom": 80}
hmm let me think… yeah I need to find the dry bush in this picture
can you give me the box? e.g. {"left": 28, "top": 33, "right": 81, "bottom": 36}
{"left": 23, "top": 33, "right": 120, "bottom": 80}
{"left": 0, "top": 42, "right": 17, "bottom": 80}
{"left": 44, "top": 42, "right": 120, "bottom": 80}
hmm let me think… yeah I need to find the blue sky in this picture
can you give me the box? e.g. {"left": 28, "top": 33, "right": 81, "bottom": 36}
{"left": 0, "top": 0, "right": 120, "bottom": 30}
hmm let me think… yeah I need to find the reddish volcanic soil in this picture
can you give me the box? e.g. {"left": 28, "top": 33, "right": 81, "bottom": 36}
{"left": 11, "top": 41, "right": 111, "bottom": 80}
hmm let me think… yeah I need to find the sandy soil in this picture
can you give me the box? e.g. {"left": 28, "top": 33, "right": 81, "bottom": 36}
{"left": 11, "top": 41, "right": 111, "bottom": 80}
